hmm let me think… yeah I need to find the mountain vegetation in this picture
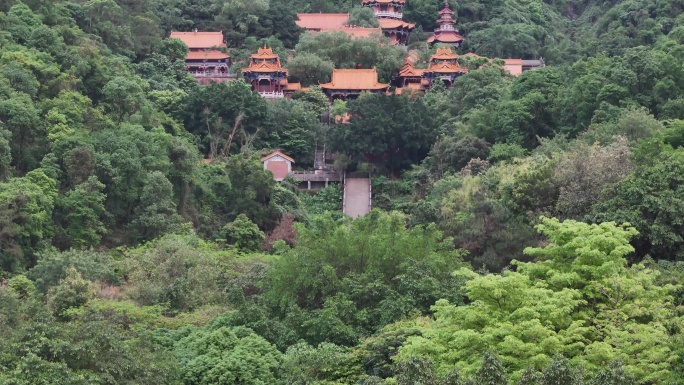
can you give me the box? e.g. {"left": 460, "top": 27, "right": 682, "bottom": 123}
{"left": 1, "top": 0, "right": 684, "bottom": 384}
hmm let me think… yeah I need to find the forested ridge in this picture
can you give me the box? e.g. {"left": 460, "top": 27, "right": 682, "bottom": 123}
{"left": 1, "top": 0, "right": 684, "bottom": 384}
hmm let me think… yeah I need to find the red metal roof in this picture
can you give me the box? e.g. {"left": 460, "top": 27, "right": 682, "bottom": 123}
{"left": 170, "top": 31, "right": 225, "bottom": 49}
{"left": 320, "top": 68, "right": 389, "bottom": 90}
{"left": 296, "top": 13, "right": 350, "bottom": 30}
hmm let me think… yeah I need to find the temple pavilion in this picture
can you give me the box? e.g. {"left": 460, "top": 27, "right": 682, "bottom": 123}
{"left": 395, "top": 47, "right": 467, "bottom": 91}
{"left": 242, "top": 46, "right": 301, "bottom": 99}
{"left": 427, "top": 1, "right": 465, "bottom": 47}
{"left": 169, "top": 31, "right": 232, "bottom": 83}
{"left": 319, "top": 68, "right": 389, "bottom": 102}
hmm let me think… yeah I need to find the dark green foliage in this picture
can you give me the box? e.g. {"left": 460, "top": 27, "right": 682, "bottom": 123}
{"left": 222, "top": 214, "right": 265, "bottom": 252}
{"left": 347, "top": 7, "right": 380, "bottom": 28}
{"left": 330, "top": 94, "right": 438, "bottom": 173}
{"left": 592, "top": 149, "right": 684, "bottom": 261}
{"left": 263, "top": 211, "right": 466, "bottom": 345}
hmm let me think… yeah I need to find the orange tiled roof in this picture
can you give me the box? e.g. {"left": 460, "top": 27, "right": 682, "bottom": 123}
{"left": 170, "top": 31, "right": 225, "bottom": 49}
{"left": 185, "top": 50, "right": 230, "bottom": 60}
{"left": 319, "top": 68, "right": 389, "bottom": 90}
{"left": 427, "top": 31, "right": 465, "bottom": 44}
{"left": 378, "top": 18, "right": 415, "bottom": 30}
{"left": 251, "top": 46, "right": 279, "bottom": 60}
{"left": 399, "top": 62, "right": 424, "bottom": 77}
{"left": 283, "top": 81, "right": 302, "bottom": 91}
{"left": 296, "top": 13, "right": 350, "bottom": 30}
{"left": 261, "top": 151, "right": 295, "bottom": 163}
{"left": 426, "top": 61, "right": 468, "bottom": 74}
{"left": 242, "top": 61, "right": 287, "bottom": 74}
{"left": 431, "top": 47, "right": 459, "bottom": 60}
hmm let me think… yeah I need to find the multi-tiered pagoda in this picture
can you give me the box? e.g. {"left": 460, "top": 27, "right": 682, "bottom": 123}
{"left": 170, "top": 31, "right": 232, "bottom": 83}
{"left": 427, "top": 1, "right": 465, "bottom": 47}
{"left": 242, "top": 46, "right": 301, "bottom": 99}
{"left": 362, "top": 0, "right": 415, "bottom": 44}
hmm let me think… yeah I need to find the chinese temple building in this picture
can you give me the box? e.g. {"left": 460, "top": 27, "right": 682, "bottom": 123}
{"left": 427, "top": 1, "right": 465, "bottom": 47}
{"left": 397, "top": 60, "right": 428, "bottom": 91}
{"left": 423, "top": 47, "right": 468, "bottom": 86}
{"left": 395, "top": 47, "right": 467, "bottom": 91}
{"left": 169, "top": 31, "right": 232, "bottom": 84}
{"left": 319, "top": 68, "right": 389, "bottom": 102}
{"left": 296, "top": 3, "right": 414, "bottom": 45}
{"left": 362, "top": 0, "right": 415, "bottom": 44}
{"left": 242, "top": 46, "right": 301, "bottom": 99}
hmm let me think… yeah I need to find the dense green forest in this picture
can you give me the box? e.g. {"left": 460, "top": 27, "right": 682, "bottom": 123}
{"left": 1, "top": 0, "right": 684, "bottom": 383}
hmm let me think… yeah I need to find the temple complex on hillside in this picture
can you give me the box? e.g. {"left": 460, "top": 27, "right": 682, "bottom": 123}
{"left": 296, "top": 0, "right": 414, "bottom": 45}
{"left": 319, "top": 68, "right": 389, "bottom": 101}
{"left": 170, "top": 31, "right": 232, "bottom": 83}
{"left": 427, "top": 1, "right": 464, "bottom": 47}
{"left": 395, "top": 47, "right": 467, "bottom": 91}
{"left": 242, "top": 46, "right": 301, "bottom": 99}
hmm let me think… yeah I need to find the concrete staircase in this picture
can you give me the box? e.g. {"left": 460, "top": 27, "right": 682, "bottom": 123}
{"left": 343, "top": 177, "right": 371, "bottom": 218}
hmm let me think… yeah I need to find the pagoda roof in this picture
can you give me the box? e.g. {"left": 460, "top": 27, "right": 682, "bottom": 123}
{"left": 431, "top": 47, "right": 459, "bottom": 60}
{"left": 170, "top": 31, "right": 225, "bottom": 49}
{"left": 427, "top": 31, "right": 465, "bottom": 44}
{"left": 251, "top": 46, "right": 279, "bottom": 59}
{"left": 378, "top": 18, "right": 415, "bottom": 30}
{"left": 319, "top": 68, "right": 389, "bottom": 90}
{"left": 398, "top": 62, "right": 424, "bottom": 77}
{"left": 438, "top": 2, "right": 455, "bottom": 14}
{"left": 426, "top": 61, "right": 468, "bottom": 74}
{"left": 261, "top": 151, "right": 295, "bottom": 163}
{"left": 296, "top": 13, "right": 350, "bottom": 30}
{"left": 242, "top": 61, "right": 287, "bottom": 74}
{"left": 362, "top": 0, "right": 406, "bottom": 4}
{"left": 185, "top": 50, "right": 230, "bottom": 60}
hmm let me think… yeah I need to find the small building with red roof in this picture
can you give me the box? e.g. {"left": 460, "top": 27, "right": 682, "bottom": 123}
{"left": 261, "top": 151, "right": 295, "bottom": 181}
{"left": 319, "top": 68, "right": 390, "bottom": 102}
{"left": 170, "top": 30, "right": 232, "bottom": 83}
{"left": 427, "top": 1, "right": 465, "bottom": 47}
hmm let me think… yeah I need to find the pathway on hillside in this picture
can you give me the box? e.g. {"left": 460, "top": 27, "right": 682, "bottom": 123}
{"left": 343, "top": 178, "right": 371, "bottom": 218}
